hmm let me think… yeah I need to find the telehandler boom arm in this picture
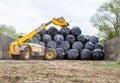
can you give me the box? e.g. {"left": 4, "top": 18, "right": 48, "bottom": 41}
{"left": 17, "top": 17, "right": 69, "bottom": 44}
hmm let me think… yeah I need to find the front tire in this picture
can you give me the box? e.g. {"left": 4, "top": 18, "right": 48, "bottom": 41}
{"left": 20, "top": 47, "right": 31, "bottom": 60}
{"left": 45, "top": 48, "right": 57, "bottom": 60}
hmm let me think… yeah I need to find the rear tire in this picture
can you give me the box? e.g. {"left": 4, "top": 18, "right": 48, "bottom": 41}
{"left": 20, "top": 47, "right": 31, "bottom": 60}
{"left": 11, "top": 55, "right": 20, "bottom": 60}
{"left": 45, "top": 48, "right": 57, "bottom": 60}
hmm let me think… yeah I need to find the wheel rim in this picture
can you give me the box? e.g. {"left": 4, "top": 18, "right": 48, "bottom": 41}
{"left": 46, "top": 51, "right": 54, "bottom": 59}
{"left": 24, "top": 48, "right": 30, "bottom": 59}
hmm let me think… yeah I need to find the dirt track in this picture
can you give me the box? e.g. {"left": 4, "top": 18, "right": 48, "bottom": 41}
{"left": 0, "top": 60, "right": 119, "bottom": 83}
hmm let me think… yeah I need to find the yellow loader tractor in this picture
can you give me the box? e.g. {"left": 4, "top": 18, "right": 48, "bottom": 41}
{"left": 9, "top": 17, "right": 69, "bottom": 60}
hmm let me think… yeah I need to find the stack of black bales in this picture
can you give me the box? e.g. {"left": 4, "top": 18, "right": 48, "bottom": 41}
{"left": 38, "top": 26, "right": 104, "bottom": 60}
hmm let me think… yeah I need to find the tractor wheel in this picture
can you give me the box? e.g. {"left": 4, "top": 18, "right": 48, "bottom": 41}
{"left": 45, "top": 48, "right": 57, "bottom": 60}
{"left": 11, "top": 55, "right": 20, "bottom": 60}
{"left": 20, "top": 47, "right": 31, "bottom": 60}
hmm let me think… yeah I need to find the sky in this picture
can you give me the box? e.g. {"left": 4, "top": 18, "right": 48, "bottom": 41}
{"left": 0, "top": 0, "right": 108, "bottom": 35}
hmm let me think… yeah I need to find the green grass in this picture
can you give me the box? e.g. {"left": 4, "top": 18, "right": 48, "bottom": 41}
{"left": 116, "top": 60, "right": 120, "bottom": 65}
{"left": 100, "top": 60, "right": 120, "bottom": 68}
{"left": 114, "top": 60, "right": 120, "bottom": 67}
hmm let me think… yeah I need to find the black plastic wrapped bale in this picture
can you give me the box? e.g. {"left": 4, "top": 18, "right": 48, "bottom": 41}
{"left": 90, "top": 50, "right": 94, "bottom": 56}
{"left": 38, "top": 29, "right": 47, "bottom": 37}
{"left": 92, "top": 49, "right": 104, "bottom": 60}
{"left": 34, "top": 34, "right": 41, "bottom": 41}
{"left": 80, "top": 49, "right": 91, "bottom": 60}
{"left": 58, "top": 41, "right": 70, "bottom": 50}
{"left": 70, "top": 26, "right": 81, "bottom": 37}
{"left": 86, "top": 35, "right": 90, "bottom": 39}
{"left": 77, "top": 34, "right": 88, "bottom": 44}
{"left": 94, "top": 43, "right": 103, "bottom": 50}
{"left": 39, "top": 41, "right": 45, "bottom": 47}
{"left": 56, "top": 48, "right": 65, "bottom": 59}
{"left": 54, "top": 34, "right": 64, "bottom": 43}
{"left": 67, "top": 49, "right": 79, "bottom": 59}
{"left": 84, "top": 42, "right": 94, "bottom": 51}
{"left": 88, "top": 36, "right": 99, "bottom": 44}
{"left": 59, "top": 27, "right": 70, "bottom": 37}
{"left": 66, "top": 35, "right": 75, "bottom": 44}
{"left": 42, "top": 34, "right": 51, "bottom": 44}
{"left": 72, "top": 42, "right": 83, "bottom": 53}
{"left": 47, "top": 41, "right": 57, "bottom": 49}
{"left": 47, "top": 26, "right": 58, "bottom": 38}
{"left": 63, "top": 49, "right": 69, "bottom": 59}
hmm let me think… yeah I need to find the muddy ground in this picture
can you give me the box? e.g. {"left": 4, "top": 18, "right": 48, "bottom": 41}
{"left": 0, "top": 60, "right": 119, "bottom": 83}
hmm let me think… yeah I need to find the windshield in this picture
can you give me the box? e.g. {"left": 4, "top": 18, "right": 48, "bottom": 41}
{"left": 24, "top": 36, "right": 40, "bottom": 44}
